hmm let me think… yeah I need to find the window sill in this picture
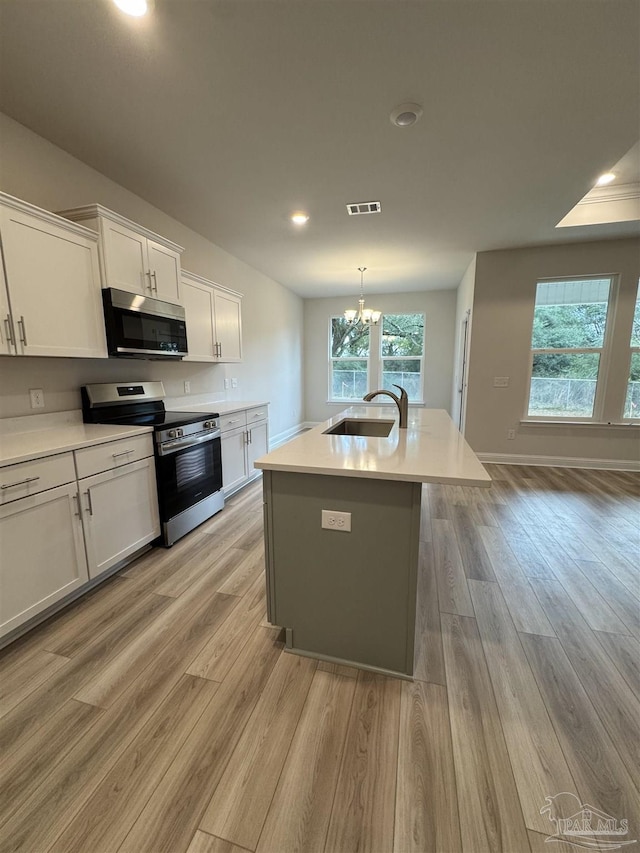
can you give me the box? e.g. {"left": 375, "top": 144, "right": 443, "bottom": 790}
{"left": 520, "top": 419, "right": 640, "bottom": 429}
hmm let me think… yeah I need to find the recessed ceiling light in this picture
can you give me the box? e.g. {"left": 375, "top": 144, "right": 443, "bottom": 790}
{"left": 390, "top": 103, "right": 423, "bottom": 128}
{"left": 113, "top": 0, "right": 148, "bottom": 17}
{"left": 596, "top": 172, "right": 616, "bottom": 186}
{"left": 291, "top": 212, "right": 309, "bottom": 225}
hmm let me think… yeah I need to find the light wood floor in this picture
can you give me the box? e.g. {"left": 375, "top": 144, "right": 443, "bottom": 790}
{"left": 0, "top": 465, "right": 638, "bottom": 853}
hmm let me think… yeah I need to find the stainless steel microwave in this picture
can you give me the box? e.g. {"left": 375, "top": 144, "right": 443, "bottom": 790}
{"left": 102, "top": 288, "right": 188, "bottom": 359}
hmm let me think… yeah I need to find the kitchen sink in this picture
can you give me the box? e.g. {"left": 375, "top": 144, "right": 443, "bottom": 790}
{"left": 323, "top": 418, "right": 394, "bottom": 437}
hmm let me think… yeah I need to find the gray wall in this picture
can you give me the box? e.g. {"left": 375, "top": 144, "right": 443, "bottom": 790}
{"left": 303, "top": 289, "right": 456, "bottom": 424}
{"left": 465, "top": 238, "right": 640, "bottom": 464}
{"left": 0, "top": 114, "right": 304, "bottom": 443}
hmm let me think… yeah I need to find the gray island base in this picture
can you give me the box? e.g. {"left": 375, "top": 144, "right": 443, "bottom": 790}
{"left": 256, "top": 406, "right": 490, "bottom": 678}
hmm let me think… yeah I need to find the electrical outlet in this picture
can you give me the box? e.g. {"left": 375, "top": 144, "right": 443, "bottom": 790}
{"left": 184, "top": 380, "right": 191, "bottom": 394}
{"left": 321, "top": 510, "right": 352, "bottom": 532}
{"left": 231, "top": 378, "right": 238, "bottom": 388}
{"left": 224, "top": 378, "right": 230, "bottom": 389}
{"left": 493, "top": 376, "right": 510, "bottom": 387}
{"left": 29, "top": 389, "right": 45, "bottom": 409}
{"left": 507, "top": 428, "right": 516, "bottom": 440}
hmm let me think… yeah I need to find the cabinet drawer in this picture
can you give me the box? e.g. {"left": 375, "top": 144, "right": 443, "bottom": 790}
{"left": 0, "top": 453, "right": 76, "bottom": 504}
{"left": 75, "top": 433, "right": 154, "bottom": 480}
{"left": 245, "top": 406, "right": 268, "bottom": 424}
{"left": 219, "top": 411, "right": 247, "bottom": 432}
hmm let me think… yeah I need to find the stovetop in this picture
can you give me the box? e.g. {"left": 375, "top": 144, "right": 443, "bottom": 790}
{"left": 107, "top": 410, "right": 219, "bottom": 430}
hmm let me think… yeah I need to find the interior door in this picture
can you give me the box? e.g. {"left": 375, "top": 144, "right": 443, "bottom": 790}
{"left": 457, "top": 310, "right": 471, "bottom": 433}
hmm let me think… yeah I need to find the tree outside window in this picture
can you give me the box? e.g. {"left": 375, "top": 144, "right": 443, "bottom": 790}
{"left": 527, "top": 277, "right": 614, "bottom": 419}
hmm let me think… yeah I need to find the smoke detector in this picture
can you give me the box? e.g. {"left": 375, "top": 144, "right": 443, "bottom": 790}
{"left": 390, "top": 103, "right": 423, "bottom": 127}
{"left": 346, "top": 201, "right": 382, "bottom": 216}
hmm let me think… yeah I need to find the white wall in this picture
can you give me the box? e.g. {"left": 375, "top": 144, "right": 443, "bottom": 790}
{"left": 465, "top": 238, "right": 640, "bottom": 465}
{"left": 303, "top": 289, "right": 456, "bottom": 424}
{"left": 0, "top": 114, "right": 304, "bottom": 442}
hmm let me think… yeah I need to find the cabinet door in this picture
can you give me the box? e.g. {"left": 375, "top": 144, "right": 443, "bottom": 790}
{"left": 221, "top": 426, "right": 249, "bottom": 495}
{"left": 182, "top": 278, "right": 216, "bottom": 361}
{"left": 80, "top": 457, "right": 160, "bottom": 579}
{"left": 0, "top": 206, "right": 107, "bottom": 358}
{"left": 101, "top": 219, "right": 149, "bottom": 295}
{"left": 147, "top": 240, "right": 181, "bottom": 304}
{"left": 247, "top": 421, "right": 268, "bottom": 477}
{"left": 213, "top": 289, "right": 242, "bottom": 362}
{"left": 0, "top": 252, "right": 15, "bottom": 355}
{"left": 0, "top": 483, "right": 88, "bottom": 639}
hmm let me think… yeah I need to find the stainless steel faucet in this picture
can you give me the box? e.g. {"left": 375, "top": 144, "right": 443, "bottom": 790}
{"left": 363, "top": 384, "right": 409, "bottom": 428}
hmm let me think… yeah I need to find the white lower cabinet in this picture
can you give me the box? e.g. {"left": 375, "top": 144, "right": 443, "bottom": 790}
{"left": 0, "top": 433, "right": 160, "bottom": 642}
{"left": 78, "top": 456, "right": 160, "bottom": 579}
{"left": 220, "top": 406, "right": 269, "bottom": 496}
{"left": 0, "top": 482, "right": 89, "bottom": 638}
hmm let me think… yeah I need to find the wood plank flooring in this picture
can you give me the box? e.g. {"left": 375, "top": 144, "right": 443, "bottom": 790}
{"left": 1, "top": 465, "right": 638, "bottom": 852}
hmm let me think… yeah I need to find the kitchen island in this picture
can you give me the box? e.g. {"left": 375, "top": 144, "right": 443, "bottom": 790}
{"left": 254, "top": 406, "right": 490, "bottom": 678}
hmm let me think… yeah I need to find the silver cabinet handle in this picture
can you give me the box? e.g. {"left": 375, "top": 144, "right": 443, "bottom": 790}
{"left": 17, "top": 316, "right": 27, "bottom": 346}
{"left": 145, "top": 270, "right": 153, "bottom": 292}
{"left": 112, "top": 449, "right": 133, "bottom": 458}
{"left": 73, "top": 493, "right": 82, "bottom": 517}
{"left": 84, "top": 489, "right": 93, "bottom": 516}
{"left": 1, "top": 476, "right": 40, "bottom": 490}
{"left": 151, "top": 270, "right": 158, "bottom": 294}
{"left": 247, "top": 429, "right": 252, "bottom": 444}
{"left": 253, "top": 412, "right": 265, "bottom": 418}
{"left": 227, "top": 419, "right": 240, "bottom": 425}
{"left": 4, "top": 315, "right": 14, "bottom": 346}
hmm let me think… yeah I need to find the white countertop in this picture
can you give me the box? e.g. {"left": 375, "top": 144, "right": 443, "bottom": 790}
{"left": 254, "top": 406, "right": 491, "bottom": 487}
{"left": 0, "top": 423, "right": 153, "bottom": 467}
{"left": 166, "top": 401, "right": 268, "bottom": 416}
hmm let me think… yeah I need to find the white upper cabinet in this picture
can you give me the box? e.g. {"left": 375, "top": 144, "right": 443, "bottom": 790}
{"left": 213, "top": 288, "right": 243, "bottom": 362}
{"left": 0, "top": 193, "right": 107, "bottom": 358}
{"left": 58, "top": 204, "right": 184, "bottom": 305}
{"left": 181, "top": 270, "right": 243, "bottom": 362}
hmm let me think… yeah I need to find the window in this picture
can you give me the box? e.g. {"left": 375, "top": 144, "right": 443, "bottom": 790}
{"left": 329, "top": 312, "right": 425, "bottom": 403}
{"left": 380, "top": 313, "right": 425, "bottom": 401}
{"left": 329, "top": 317, "right": 370, "bottom": 400}
{"left": 526, "top": 277, "right": 614, "bottom": 419}
{"left": 623, "top": 283, "right": 640, "bottom": 420}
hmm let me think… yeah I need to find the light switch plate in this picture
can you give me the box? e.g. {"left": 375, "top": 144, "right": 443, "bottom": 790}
{"left": 493, "top": 376, "right": 510, "bottom": 387}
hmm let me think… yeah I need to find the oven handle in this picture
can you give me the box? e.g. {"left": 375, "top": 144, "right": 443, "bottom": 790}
{"left": 157, "top": 429, "right": 221, "bottom": 456}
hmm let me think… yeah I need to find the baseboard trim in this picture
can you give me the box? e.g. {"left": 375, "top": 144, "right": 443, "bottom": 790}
{"left": 477, "top": 452, "right": 640, "bottom": 472}
{"left": 269, "top": 423, "right": 307, "bottom": 450}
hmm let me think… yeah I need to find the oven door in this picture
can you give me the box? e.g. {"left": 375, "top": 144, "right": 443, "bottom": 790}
{"left": 154, "top": 435, "right": 222, "bottom": 523}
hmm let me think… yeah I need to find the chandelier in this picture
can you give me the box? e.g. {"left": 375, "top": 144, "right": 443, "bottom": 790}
{"left": 344, "top": 267, "right": 381, "bottom": 325}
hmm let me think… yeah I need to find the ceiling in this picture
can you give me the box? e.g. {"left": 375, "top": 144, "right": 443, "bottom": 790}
{"left": 0, "top": 0, "right": 638, "bottom": 298}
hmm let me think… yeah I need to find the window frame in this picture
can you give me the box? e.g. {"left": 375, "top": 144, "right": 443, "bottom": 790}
{"left": 328, "top": 315, "right": 371, "bottom": 403}
{"left": 622, "top": 281, "right": 640, "bottom": 422}
{"left": 378, "top": 312, "right": 426, "bottom": 404}
{"left": 523, "top": 274, "right": 618, "bottom": 423}
{"left": 327, "top": 312, "right": 426, "bottom": 405}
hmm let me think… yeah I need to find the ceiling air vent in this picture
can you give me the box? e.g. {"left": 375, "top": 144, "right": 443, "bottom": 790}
{"left": 346, "top": 201, "right": 381, "bottom": 216}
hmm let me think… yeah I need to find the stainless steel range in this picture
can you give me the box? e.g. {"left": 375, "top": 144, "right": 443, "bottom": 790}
{"left": 82, "top": 381, "right": 224, "bottom": 546}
